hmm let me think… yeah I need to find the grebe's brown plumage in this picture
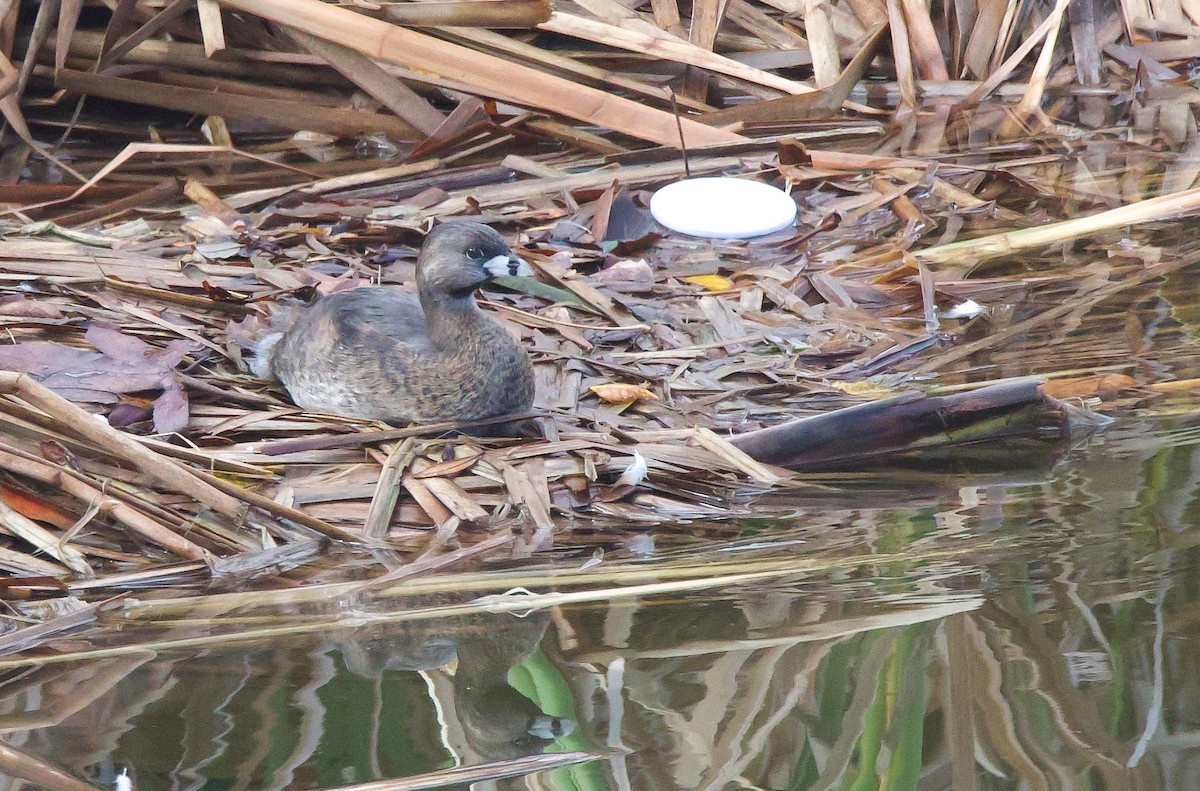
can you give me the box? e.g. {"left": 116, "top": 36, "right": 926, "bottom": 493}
{"left": 256, "top": 222, "right": 535, "bottom": 425}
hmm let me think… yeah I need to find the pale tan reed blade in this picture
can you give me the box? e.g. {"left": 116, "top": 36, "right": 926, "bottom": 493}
{"left": 885, "top": 0, "right": 918, "bottom": 107}
{"left": 916, "top": 185, "right": 1200, "bottom": 264}
{"left": 899, "top": 0, "right": 950, "bottom": 80}
{"left": 381, "top": 0, "right": 551, "bottom": 27}
{"left": 803, "top": 0, "right": 842, "bottom": 87}
{"left": 961, "top": 0, "right": 1073, "bottom": 107}
{"left": 196, "top": 0, "right": 227, "bottom": 57}
{"left": 1013, "top": 0, "right": 1072, "bottom": 119}
{"left": 0, "top": 445, "right": 210, "bottom": 560}
{"left": 0, "top": 499, "right": 91, "bottom": 576}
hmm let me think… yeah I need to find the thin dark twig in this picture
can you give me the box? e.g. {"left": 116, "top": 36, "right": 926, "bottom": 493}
{"left": 668, "top": 89, "right": 691, "bottom": 178}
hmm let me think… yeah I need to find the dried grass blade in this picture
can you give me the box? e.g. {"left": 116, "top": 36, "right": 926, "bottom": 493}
{"left": 401, "top": 472, "right": 455, "bottom": 526}
{"left": 0, "top": 499, "right": 90, "bottom": 576}
{"left": 843, "top": 0, "right": 888, "bottom": 27}
{"left": 1120, "top": 0, "right": 1153, "bottom": 41}
{"left": 443, "top": 27, "right": 708, "bottom": 111}
{"left": 0, "top": 545, "right": 68, "bottom": 576}
{"left": 961, "top": 0, "right": 1071, "bottom": 107}
{"left": 804, "top": 0, "right": 842, "bottom": 87}
{"left": 413, "top": 458, "right": 490, "bottom": 522}
{"left": 962, "top": 0, "right": 1011, "bottom": 79}
{"left": 885, "top": 0, "right": 919, "bottom": 107}
{"left": 1069, "top": 0, "right": 1102, "bottom": 85}
{"left": 55, "top": 0, "right": 84, "bottom": 72}
{"left": 1013, "top": 0, "right": 1070, "bottom": 119}
{"left": 382, "top": 0, "right": 551, "bottom": 27}
{"left": 691, "top": 428, "right": 783, "bottom": 483}
{"left": 96, "top": 0, "right": 195, "bottom": 70}
{"left": 540, "top": 11, "right": 813, "bottom": 95}
{"left": 682, "top": 0, "right": 730, "bottom": 98}
{"left": 18, "top": 142, "right": 314, "bottom": 214}
{"left": 651, "top": 0, "right": 685, "bottom": 32}
{"left": 14, "top": 0, "right": 55, "bottom": 100}
{"left": 900, "top": 0, "right": 950, "bottom": 79}
{"left": 501, "top": 461, "right": 554, "bottom": 531}
{"left": 57, "top": 69, "right": 423, "bottom": 140}
{"left": 0, "top": 445, "right": 209, "bottom": 560}
{"left": 188, "top": 467, "right": 362, "bottom": 543}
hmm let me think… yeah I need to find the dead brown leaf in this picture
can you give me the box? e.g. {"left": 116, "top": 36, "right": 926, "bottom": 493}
{"left": 590, "top": 383, "right": 659, "bottom": 403}
{"left": 0, "top": 325, "right": 197, "bottom": 433}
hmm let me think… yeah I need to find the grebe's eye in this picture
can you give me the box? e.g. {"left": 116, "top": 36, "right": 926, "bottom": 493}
{"left": 465, "top": 245, "right": 485, "bottom": 260}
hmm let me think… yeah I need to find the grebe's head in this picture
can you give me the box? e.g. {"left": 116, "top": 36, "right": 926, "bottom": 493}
{"left": 417, "top": 222, "right": 531, "bottom": 303}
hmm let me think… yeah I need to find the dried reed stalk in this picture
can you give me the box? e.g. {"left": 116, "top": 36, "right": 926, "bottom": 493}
{"left": 961, "top": 0, "right": 1072, "bottom": 107}
{"left": 1013, "top": 0, "right": 1072, "bottom": 120}
{"left": 916, "top": 184, "right": 1200, "bottom": 264}
{"left": 0, "top": 446, "right": 209, "bottom": 560}
{"left": 539, "top": 11, "right": 813, "bottom": 95}
{"left": 216, "top": 0, "right": 740, "bottom": 148}
{"left": 56, "top": 69, "right": 424, "bottom": 139}
{"left": 885, "top": 0, "right": 918, "bottom": 107}
{"left": 0, "top": 372, "right": 246, "bottom": 521}
{"left": 442, "top": 27, "right": 711, "bottom": 111}
{"left": 899, "top": 0, "right": 949, "bottom": 80}
{"left": 287, "top": 29, "right": 445, "bottom": 136}
{"left": 0, "top": 499, "right": 91, "bottom": 576}
{"left": 196, "top": 0, "right": 226, "bottom": 57}
{"left": 381, "top": 0, "right": 551, "bottom": 27}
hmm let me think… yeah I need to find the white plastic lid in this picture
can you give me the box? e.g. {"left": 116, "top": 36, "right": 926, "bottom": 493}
{"left": 650, "top": 177, "right": 797, "bottom": 239}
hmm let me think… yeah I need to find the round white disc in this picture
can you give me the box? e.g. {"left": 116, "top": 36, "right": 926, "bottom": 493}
{"left": 650, "top": 177, "right": 797, "bottom": 239}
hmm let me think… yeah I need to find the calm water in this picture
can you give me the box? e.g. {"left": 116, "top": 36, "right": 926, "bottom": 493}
{"left": 4, "top": 413, "right": 1200, "bottom": 791}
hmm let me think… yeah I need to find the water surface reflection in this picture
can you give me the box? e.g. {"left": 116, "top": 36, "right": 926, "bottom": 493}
{"left": 2, "top": 420, "right": 1199, "bottom": 791}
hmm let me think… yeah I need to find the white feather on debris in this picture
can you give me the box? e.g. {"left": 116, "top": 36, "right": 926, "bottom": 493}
{"left": 942, "top": 299, "right": 986, "bottom": 319}
{"left": 116, "top": 769, "right": 133, "bottom": 791}
{"left": 615, "top": 450, "right": 648, "bottom": 486}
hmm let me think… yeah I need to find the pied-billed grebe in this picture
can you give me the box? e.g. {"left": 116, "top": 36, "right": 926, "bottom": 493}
{"left": 254, "top": 222, "right": 535, "bottom": 425}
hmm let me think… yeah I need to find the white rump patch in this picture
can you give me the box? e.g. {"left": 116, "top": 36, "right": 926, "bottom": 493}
{"left": 250, "top": 332, "right": 283, "bottom": 379}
